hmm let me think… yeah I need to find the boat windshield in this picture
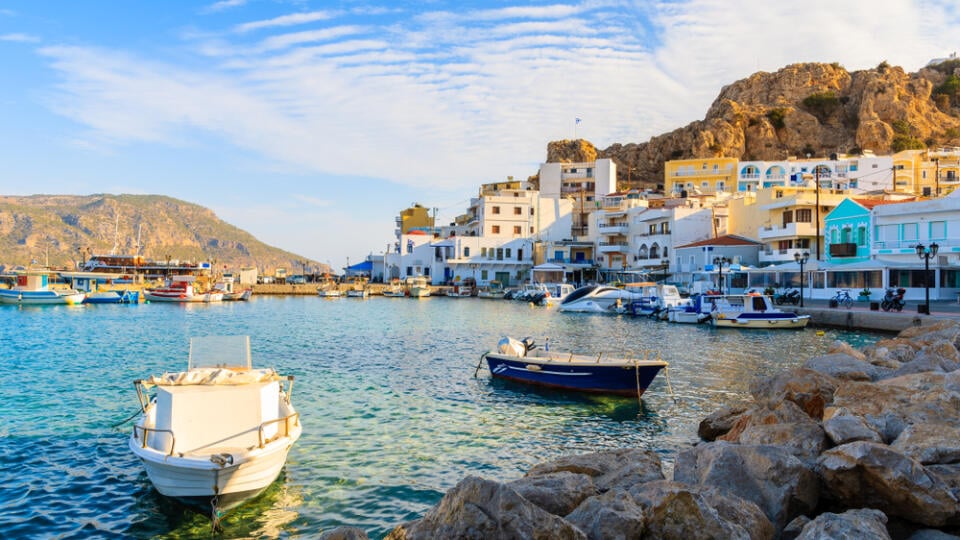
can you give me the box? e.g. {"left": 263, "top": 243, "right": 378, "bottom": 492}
{"left": 188, "top": 335, "right": 252, "bottom": 369}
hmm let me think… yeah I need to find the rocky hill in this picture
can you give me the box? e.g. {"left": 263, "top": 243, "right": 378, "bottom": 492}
{"left": 0, "top": 194, "right": 319, "bottom": 271}
{"left": 544, "top": 60, "right": 960, "bottom": 189}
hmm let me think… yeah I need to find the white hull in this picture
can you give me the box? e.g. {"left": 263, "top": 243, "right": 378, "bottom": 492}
{"left": 0, "top": 289, "right": 85, "bottom": 305}
{"left": 712, "top": 315, "right": 811, "bottom": 329}
{"left": 409, "top": 287, "right": 431, "bottom": 298}
{"left": 130, "top": 427, "right": 298, "bottom": 508}
{"left": 144, "top": 291, "right": 224, "bottom": 302}
{"left": 668, "top": 310, "right": 710, "bottom": 324}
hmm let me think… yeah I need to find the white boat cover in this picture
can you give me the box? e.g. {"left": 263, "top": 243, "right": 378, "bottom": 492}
{"left": 497, "top": 337, "right": 527, "bottom": 357}
{"left": 144, "top": 367, "right": 280, "bottom": 387}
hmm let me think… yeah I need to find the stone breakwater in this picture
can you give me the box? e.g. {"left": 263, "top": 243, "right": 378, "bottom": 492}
{"left": 322, "top": 322, "right": 960, "bottom": 540}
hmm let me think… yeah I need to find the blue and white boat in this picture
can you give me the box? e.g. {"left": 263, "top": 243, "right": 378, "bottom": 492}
{"left": 480, "top": 337, "right": 668, "bottom": 397}
{"left": 705, "top": 294, "right": 810, "bottom": 329}
{"left": 0, "top": 271, "right": 85, "bottom": 305}
{"left": 84, "top": 289, "right": 140, "bottom": 304}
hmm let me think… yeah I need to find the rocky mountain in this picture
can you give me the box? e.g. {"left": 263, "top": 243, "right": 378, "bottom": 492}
{"left": 0, "top": 194, "right": 320, "bottom": 272}
{"left": 544, "top": 60, "right": 960, "bottom": 189}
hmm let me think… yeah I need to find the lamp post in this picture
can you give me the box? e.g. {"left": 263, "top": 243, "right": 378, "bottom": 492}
{"left": 916, "top": 242, "right": 939, "bottom": 315}
{"left": 713, "top": 256, "right": 730, "bottom": 295}
{"left": 794, "top": 251, "right": 809, "bottom": 307}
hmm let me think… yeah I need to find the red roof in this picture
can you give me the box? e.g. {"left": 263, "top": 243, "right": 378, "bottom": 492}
{"left": 676, "top": 235, "right": 762, "bottom": 249}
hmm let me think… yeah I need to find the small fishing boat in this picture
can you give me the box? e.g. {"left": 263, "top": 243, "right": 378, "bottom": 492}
{"left": 706, "top": 294, "right": 810, "bottom": 329}
{"left": 665, "top": 295, "right": 710, "bottom": 324}
{"left": 0, "top": 271, "right": 85, "bottom": 305}
{"left": 84, "top": 289, "right": 140, "bottom": 304}
{"left": 382, "top": 279, "right": 406, "bottom": 297}
{"left": 476, "top": 281, "right": 506, "bottom": 299}
{"left": 144, "top": 276, "right": 224, "bottom": 303}
{"left": 129, "top": 336, "right": 301, "bottom": 525}
{"left": 346, "top": 287, "right": 369, "bottom": 298}
{"left": 213, "top": 276, "right": 252, "bottom": 301}
{"left": 407, "top": 275, "right": 431, "bottom": 298}
{"left": 316, "top": 281, "right": 342, "bottom": 298}
{"left": 478, "top": 337, "right": 668, "bottom": 397}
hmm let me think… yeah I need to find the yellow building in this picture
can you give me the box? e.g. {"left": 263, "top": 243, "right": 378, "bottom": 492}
{"left": 664, "top": 157, "right": 738, "bottom": 196}
{"left": 726, "top": 185, "right": 848, "bottom": 265}
{"left": 396, "top": 203, "right": 435, "bottom": 235}
{"left": 892, "top": 148, "right": 960, "bottom": 197}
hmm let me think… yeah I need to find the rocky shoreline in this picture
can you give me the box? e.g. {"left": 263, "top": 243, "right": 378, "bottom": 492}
{"left": 324, "top": 322, "right": 960, "bottom": 540}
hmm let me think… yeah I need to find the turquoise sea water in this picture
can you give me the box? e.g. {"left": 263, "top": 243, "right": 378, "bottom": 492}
{"left": 0, "top": 296, "right": 882, "bottom": 538}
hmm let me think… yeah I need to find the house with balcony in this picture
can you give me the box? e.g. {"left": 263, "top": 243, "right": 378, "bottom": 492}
{"left": 538, "top": 158, "right": 617, "bottom": 240}
{"left": 673, "top": 235, "right": 763, "bottom": 293}
{"left": 823, "top": 199, "right": 873, "bottom": 264}
{"left": 665, "top": 157, "right": 737, "bottom": 196}
{"left": 894, "top": 147, "right": 960, "bottom": 197}
{"left": 728, "top": 184, "right": 847, "bottom": 266}
{"left": 737, "top": 154, "right": 894, "bottom": 193}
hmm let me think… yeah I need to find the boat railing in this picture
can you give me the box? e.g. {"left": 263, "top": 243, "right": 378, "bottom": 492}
{"left": 133, "top": 425, "right": 177, "bottom": 456}
{"left": 258, "top": 412, "right": 300, "bottom": 448}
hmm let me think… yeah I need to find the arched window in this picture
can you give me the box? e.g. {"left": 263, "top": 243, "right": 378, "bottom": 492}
{"left": 650, "top": 244, "right": 660, "bottom": 259}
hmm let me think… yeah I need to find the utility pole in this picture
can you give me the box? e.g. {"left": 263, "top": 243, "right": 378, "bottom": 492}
{"left": 815, "top": 164, "right": 821, "bottom": 261}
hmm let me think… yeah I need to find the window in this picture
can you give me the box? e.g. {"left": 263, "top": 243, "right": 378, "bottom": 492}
{"left": 492, "top": 225, "right": 500, "bottom": 234}
{"left": 481, "top": 247, "right": 487, "bottom": 257}
{"left": 782, "top": 210, "right": 793, "bottom": 226}
{"left": 931, "top": 221, "right": 946, "bottom": 240}
{"left": 530, "top": 226, "right": 534, "bottom": 234}
{"left": 463, "top": 247, "right": 470, "bottom": 257}
{"left": 902, "top": 223, "right": 918, "bottom": 242}
{"left": 513, "top": 226, "right": 521, "bottom": 234}
{"left": 505, "top": 248, "right": 512, "bottom": 258}
{"left": 530, "top": 207, "right": 535, "bottom": 216}
{"left": 492, "top": 206, "right": 500, "bottom": 215}
{"left": 796, "top": 209, "right": 812, "bottom": 222}
{"left": 513, "top": 207, "right": 522, "bottom": 215}
{"left": 649, "top": 224, "right": 657, "bottom": 235}
{"left": 857, "top": 226, "right": 867, "bottom": 246}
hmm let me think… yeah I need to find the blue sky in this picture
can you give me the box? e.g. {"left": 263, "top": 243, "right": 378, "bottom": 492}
{"left": 1, "top": 1, "right": 956, "bottom": 270}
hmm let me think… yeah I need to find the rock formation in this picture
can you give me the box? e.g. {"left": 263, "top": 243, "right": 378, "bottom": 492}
{"left": 546, "top": 61, "right": 960, "bottom": 190}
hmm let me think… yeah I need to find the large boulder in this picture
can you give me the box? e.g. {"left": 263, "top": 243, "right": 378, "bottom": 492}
{"left": 563, "top": 488, "right": 646, "bottom": 539}
{"left": 507, "top": 471, "right": 596, "bottom": 516}
{"left": 803, "top": 353, "right": 891, "bottom": 381}
{"left": 738, "top": 421, "right": 828, "bottom": 464}
{"left": 896, "top": 320, "right": 960, "bottom": 346}
{"left": 826, "top": 380, "right": 919, "bottom": 442}
{"left": 320, "top": 527, "right": 370, "bottom": 540}
{"left": 699, "top": 402, "right": 751, "bottom": 441}
{"left": 887, "top": 340, "right": 960, "bottom": 377}
{"left": 794, "top": 508, "right": 891, "bottom": 540}
{"left": 385, "top": 476, "right": 586, "bottom": 540}
{"left": 817, "top": 441, "right": 959, "bottom": 527}
{"left": 892, "top": 423, "right": 960, "bottom": 466}
{"left": 524, "top": 448, "right": 664, "bottom": 493}
{"left": 628, "top": 480, "right": 775, "bottom": 540}
{"left": 822, "top": 407, "right": 884, "bottom": 446}
{"left": 748, "top": 368, "right": 838, "bottom": 420}
{"left": 674, "top": 441, "right": 818, "bottom": 530}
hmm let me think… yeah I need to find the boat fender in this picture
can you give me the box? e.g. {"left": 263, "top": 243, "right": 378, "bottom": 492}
{"left": 717, "top": 314, "right": 725, "bottom": 320}
{"left": 210, "top": 453, "right": 234, "bottom": 467}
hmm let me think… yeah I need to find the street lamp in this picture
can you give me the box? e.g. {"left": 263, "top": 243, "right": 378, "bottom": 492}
{"left": 916, "top": 242, "right": 939, "bottom": 315}
{"left": 794, "top": 251, "right": 810, "bottom": 307}
{"left": 713, "top": 256, "right": 730, "bottom": 295}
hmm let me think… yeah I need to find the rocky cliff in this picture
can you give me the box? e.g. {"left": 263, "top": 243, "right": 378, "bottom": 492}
{"left": 545, "top": 61, "right": 960, "bottom": 189}
{"left": 0, "top": 194, "right": 316, "bottom": 271}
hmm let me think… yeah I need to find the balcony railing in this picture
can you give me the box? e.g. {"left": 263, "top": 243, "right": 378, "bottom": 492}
{"left": 828, "top": 243, "right": 858, "bottom": 257}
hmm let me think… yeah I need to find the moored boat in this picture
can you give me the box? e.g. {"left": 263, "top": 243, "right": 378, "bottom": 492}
{"left": 706, "top": 294, "right": 810, "bottom": 329}
{"left": 0, "top": 271, "right": 85, "bottom": 305}
{"left": 556, "top": 284, "right": 638, "bottom": 313}
{"left": 382, "top": 279, "right": 406, "bottom": 297}
{"left": 407, "top": 275, "right": 431, "bottom": 298}
{"left": 143, "top": 276, "right": 224, "bottom": 303}
{"left": 129, "top": 336, "right": 301, "bottom": 524}
{"left": 213, "top": 276, "right": 253, "bottom": 301}
{"left": 479, "top": 337, "right": 667, "bottom": 397}
{"left": 84, "top": 289, "right": 140, "bottom": 304}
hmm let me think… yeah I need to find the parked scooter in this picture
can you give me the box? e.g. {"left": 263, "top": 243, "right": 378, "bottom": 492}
{"left": 880, "top": 287, "right": 906, "bottom": 312}
{"left": 773, "top": 287, "right": 801, "bottom": 306}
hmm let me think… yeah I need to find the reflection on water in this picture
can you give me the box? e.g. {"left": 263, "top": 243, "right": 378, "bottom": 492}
{"left": 0, "top": 296, "right": 883, "bottom": 538}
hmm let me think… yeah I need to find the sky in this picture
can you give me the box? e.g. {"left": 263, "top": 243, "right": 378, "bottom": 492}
{"left": 1, "top": 1, "right": 957, "bottom": 270}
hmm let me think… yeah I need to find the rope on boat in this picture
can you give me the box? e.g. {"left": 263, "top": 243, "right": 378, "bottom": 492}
{"left": 634, "top": 357, "right": 643, "bottom": 411}
{"left": 110, "top": 409, "right": 143, "bottom": 430}
{"left": 660, "top": 351, "right": 677, "bottom": 403}
{"left": 210, "top": 494, "right": 223, "bottom": 533}
{"left": 473, "top": 353, "right": 488, "bottom": 378}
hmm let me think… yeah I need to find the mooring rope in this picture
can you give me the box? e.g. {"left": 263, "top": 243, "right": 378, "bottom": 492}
{"left": 111, "top": 409, "right": 142, "bottom": 430}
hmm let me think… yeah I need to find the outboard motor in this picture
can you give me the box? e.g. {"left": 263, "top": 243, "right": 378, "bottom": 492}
{"left": 521, "top": 337, "right": 537, "bottom": 353}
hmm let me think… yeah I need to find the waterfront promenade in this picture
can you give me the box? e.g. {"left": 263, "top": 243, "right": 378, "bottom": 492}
{"left": 794, "top": 298, "right": 960, "bottom": 333}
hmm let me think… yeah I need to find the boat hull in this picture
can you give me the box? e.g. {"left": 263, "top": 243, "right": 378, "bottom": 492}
{"left": 144, "top": 291, "right": 224, "bottom": 302}
{"left": 712, "top": 313, "right": 810, "bottom": 329}
{"left": 129, "top": 434, "right": 297, "bottom": 511}
{"left": 484, "top": 352, "right": 666, "bottom": 396}
{"left": 0, "top": 289, "right": 85, "bottom": 305}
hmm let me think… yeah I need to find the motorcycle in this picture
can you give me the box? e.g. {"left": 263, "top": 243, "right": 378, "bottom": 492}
{"left": 880, "top": 287, "right": 906, "bottom": 312}
{"left": 773, "top": 287, "right": 801, "bottom": 306}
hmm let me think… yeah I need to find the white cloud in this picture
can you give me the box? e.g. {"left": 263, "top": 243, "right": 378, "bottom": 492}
{"left": 36, "top": 0, "right": 960, "bottom": 200}
{"left": 0, "top": 33, "right": 39, "bottom": 43}
{"left": 204, "top": 0, "right": 246, "bottom": 14}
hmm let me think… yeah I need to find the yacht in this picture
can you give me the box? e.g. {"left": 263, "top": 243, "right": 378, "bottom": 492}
{"left": 556, "top": 284, "right": 639, "bottom": 313}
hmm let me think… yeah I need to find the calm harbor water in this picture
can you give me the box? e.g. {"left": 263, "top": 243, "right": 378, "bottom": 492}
{"left": 0, "top": 295, "right": 882, "bottom": 539}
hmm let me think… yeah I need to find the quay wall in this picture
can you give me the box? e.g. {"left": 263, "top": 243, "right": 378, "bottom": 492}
{"left": 796, "top": 305, "right": 958, "bottom": 333}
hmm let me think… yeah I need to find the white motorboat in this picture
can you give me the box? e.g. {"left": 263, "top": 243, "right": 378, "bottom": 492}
{"left": 625, "top": 282, "right": 684, "bottom": 317}
{"left": 129, "top": 336, "right": 301, "bottom": 522}
{"left": 706, "top": 294, "right": 811, "bottom": 329}
{"left": 556, "top": 284, "right": 639, "bottom": 313}
{"left": 406, "top": 275, "right": 431, "bottom": 298}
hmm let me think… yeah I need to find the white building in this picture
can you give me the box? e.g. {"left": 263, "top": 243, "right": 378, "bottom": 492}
{"left": 737, "top": 154, "right": 894, "bottom": 193}
{"left": 538, "top": 158, "right": 617, "bottom": 240}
